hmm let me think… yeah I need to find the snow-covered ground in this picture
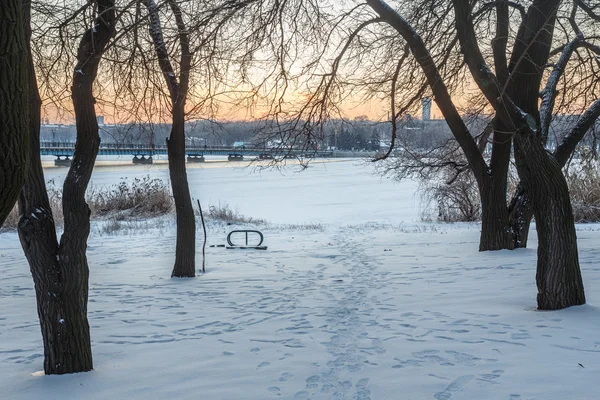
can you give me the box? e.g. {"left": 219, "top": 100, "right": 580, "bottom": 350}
{"left": 2, "top": 160, "right": 600, "bottom": 400}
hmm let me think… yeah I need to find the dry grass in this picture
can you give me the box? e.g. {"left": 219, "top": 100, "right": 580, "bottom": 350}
{"left": 2, "top": 181, "right": 63, "bottom": 232}
{"left": 203, "top": 202, "right": 266, "bottom": 225}
{"left": 420, "top": 159, "right": 600, "bottom": 224}
{"left": 89, "top": 176, "right": 173, "bottom": 218}
{"left": 420, "top": 170, "right": 481, "bottom": 222}
{"left": 97, "top": 216, "right": 170, "bottom": 236}
{"left": 567, "top": 160, "right": 600, "bottom": 223}
{"left": 1, "top": 176, "right": 173, "bottom": 232}
{"left": 276, "top": 222, "right": 325, "bottom": 231}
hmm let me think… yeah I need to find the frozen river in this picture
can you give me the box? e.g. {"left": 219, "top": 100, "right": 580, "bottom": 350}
{"left": 42, "top": 157, "right": 421, "bottom": 225}
{"left": 4, "top": 158, "right": 599, "bottom": 400}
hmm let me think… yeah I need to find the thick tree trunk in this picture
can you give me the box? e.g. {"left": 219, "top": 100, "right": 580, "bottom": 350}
{"left": 366, "top": 0, "right": 518, "bottom": 252}
{"left": 514, "top": 137, "right": 585, "bottom": 310}
{"left": 509, "top": 1, "right": 585, "bottom": 309}
{"left": 169, "top": 103, "right": 196, "bottom": 277}
{"left": 509, "top": 99, "right": 600, "bottom": 249}
{"left": 478, "top": 120, "right": 514, "bottom": 251}
{"left": 479, "top": 177, "right": 514, "bottom": 251}
{"left": 507, "top": 184, "right": 533, "bottom": 248}
{"left": 18, "top": 0, "right": 115, "bottom": 374}
{"left": 0, "top": 0, "right": 29, "bottom": 226}
{"left": 18, "top": 0, "right": 77, "bottom": 374}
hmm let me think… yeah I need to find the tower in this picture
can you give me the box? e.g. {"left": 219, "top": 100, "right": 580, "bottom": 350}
{"left": 421, "top": 97, "right": 432, "bottom": 121}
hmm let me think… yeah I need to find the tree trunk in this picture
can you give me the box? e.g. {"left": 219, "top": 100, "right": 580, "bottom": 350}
{"left": 479, "top": 177, "right": 515, "bottom": 251}
{"left": 514, "top": 136, "right": 585, "bottom": 310}
{"left": 144, "top": 0, "right": 196, "bottom": 277}
{"left": 509, "top": 1, "right": 585, "bottom": 309}
{"left": 507, "top": 184, "right": 533, "bottom": 248}
{"left": 478, "top": 119, "right": 514, "bottom": 251}
{"left": 169, "top": 103, "right": 196, "bottom": 277}
{"left": 508, "top": 98, "right": 600, "bottom": 249}
{"left": 0, "top": 0, "right": 29, "bottom": 226}
{"left": 18, "top": 0, "right": 75, "bottom": 375}
{"left": 17, "top": 0, "right": 115, "bottom": 374}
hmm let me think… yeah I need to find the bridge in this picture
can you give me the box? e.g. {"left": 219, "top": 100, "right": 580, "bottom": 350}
{"left": 40, "top": 142, "right": 333, "bottom": 166}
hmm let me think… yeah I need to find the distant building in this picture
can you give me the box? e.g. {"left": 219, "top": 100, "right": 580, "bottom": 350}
{"left": 97, "top": 116, "right": 105, "bottom": 126}
{"left": 421, "top": 98, "right": 432, "bottom": 121}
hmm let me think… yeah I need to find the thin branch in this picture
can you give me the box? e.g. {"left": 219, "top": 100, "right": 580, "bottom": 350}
{"left": 540, "top": 34, "right": 584, "bottom": 141}
{"left": 366, "top": 0, "right": 488, "bottom": 179}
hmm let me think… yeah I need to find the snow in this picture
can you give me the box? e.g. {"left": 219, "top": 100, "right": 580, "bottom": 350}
{"left": 2, "top": 160, "right": 600, "bottom": 399}
{"left": 43, "top": 159, "right": 420, "bottom": 225}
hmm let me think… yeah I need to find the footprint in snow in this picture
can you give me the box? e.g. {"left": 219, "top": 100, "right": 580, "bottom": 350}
{"left": 257, "top": 361, "right": 270, "bottom": 370}
{"left": 267, "top": 386, "right": 281, "bottom": 396}
{"left": 434, "top": 375, "right": 474, "bottom": 400}
{"left": 293, "top": 390, "right": 309, "bottom": 400}
{"left": 278, "top": 372, "right": 293, "bottom": 382}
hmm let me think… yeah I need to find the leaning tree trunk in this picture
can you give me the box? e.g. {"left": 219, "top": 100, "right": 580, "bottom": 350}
{"left": 503, "top": 0, "right": 558, "bottom": 249}
{"left": 17, "top": 0, "right": 115, "bottom": 374}
{"left": 508, "top": 98, "right": 600, "bottom": 249}
{"left": 169, "top": 102, "right": 196, "bottom": 277}
{"left": 0, "top": 0, "right": 29, "bottom": 226}
{"left": 508, "top": 0, "right": 585, "bottom": 309}
{"left": 514, "top": 136, "right": 585, "bottom": 310}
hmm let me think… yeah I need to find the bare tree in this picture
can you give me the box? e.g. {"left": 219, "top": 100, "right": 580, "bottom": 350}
{"left": 0, "top": 0, "right": 29, "bottom": 227}
{"left": 18, "top": 0, "right": 116, "bottom": 374}
{"left": 373, "top": 1, "right": 599, "bottom": 253}
{"left": 360, "top": 0, "right": 586, "bottom": 309}
{"left": 142, "top": 0, "right": 196, "bottom": 277}
{"left": 247, "top": 0, "right": 590, "bottom": 309}
{"left": 508, "top": 0, "right": 600, "bottom": 246}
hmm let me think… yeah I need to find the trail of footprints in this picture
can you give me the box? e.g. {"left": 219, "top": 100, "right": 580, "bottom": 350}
{"left": 1, "top": 228, "right": 584, "bottom": 400}
{"left": 285, "top": 229, "right": 385, "bottom": 399}
{"left": 281, "top": 228, "right": 547, "bottom": 399}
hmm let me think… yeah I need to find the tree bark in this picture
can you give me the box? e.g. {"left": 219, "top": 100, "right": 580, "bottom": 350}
{"left": 18, "top": 0, "right": 115, "bottom": 374}
{"left": 509, "top": 2, "right": 585, "bottom": 309}
{"left": 507, "top": 183, "right": 533, "bottom": 248}
{"left": 0, "top": 0, "right": 29, "bottom": 226}
{"left": 169, "top": 103, "right": 196, "bottom": 277}
{"left": 479, "top": 178, "right": 514, "bottom": 251}
{"left": 508, "top": 98, "right": 600, "bottom": 248}
{"left": 479, "top": 118, "right": 514, "bottom": 251}
{"left": 514, "top": 136, "right": 585, "bottom": 310}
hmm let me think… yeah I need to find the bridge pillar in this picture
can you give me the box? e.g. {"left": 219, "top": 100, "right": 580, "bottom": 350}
{"left": 54, "top": 156, "right": 72, "bottom": 167}
{"left": 228, "top": 154, "right": 244, "bottom": 161}
{"left": 187, "top": 155, "right": 205, "bottom": 163}
{"left": 133, "top": 155, "right": 153, "bottom": 165}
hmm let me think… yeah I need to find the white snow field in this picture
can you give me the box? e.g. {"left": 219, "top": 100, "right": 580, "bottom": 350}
{"left": 1, "top": 160, "right": 600, "bottom": 400}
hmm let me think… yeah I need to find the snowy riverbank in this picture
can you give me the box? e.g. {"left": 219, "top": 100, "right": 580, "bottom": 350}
{"left": 1, "top": 161, "right": 599, "bottom": 399}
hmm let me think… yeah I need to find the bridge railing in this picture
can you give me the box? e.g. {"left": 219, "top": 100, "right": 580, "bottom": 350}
{"left": 39, "top": 142, "right": 334, "bottom": 158}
